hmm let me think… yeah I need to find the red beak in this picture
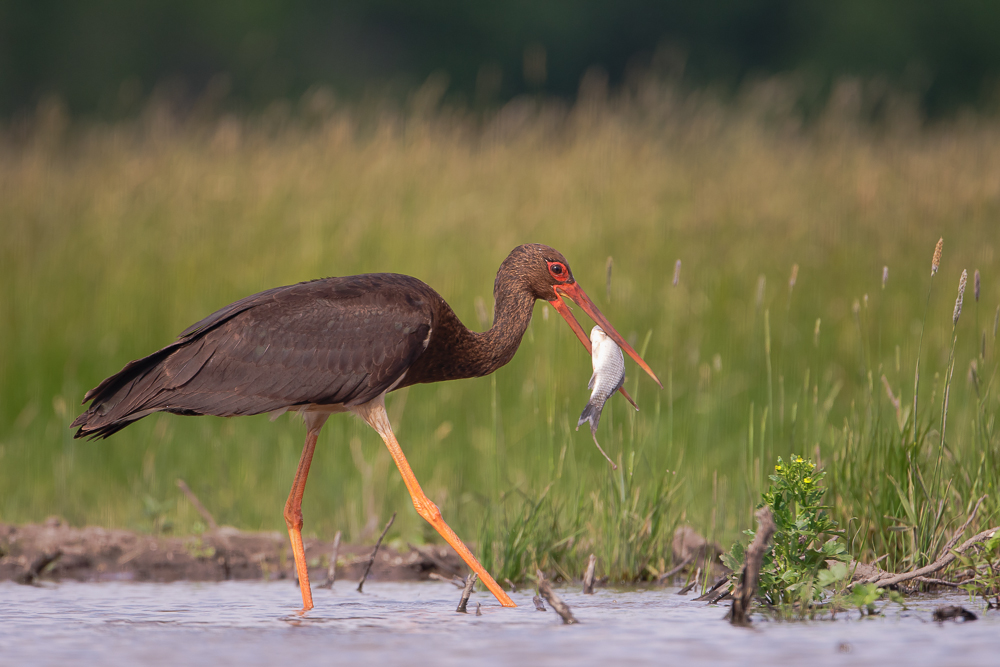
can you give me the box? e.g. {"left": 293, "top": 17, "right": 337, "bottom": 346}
{"left": 549, "top": 282, "right": 662, "bottom": 407}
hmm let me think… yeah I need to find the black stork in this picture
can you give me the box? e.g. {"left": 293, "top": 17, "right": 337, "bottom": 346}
{"left": 72, "top": 243, "right": 661, "bottom": 612}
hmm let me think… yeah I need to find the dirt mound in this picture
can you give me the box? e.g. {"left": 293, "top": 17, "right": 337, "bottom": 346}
{"left": 0, "top": 518, "right": 465, "bottom": 584}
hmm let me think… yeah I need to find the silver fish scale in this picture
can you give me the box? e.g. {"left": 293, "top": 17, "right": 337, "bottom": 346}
{"left": 577, "top": 326, "right": 625, "bottom": 435}
{"left": 588, "top": 329, "right": 625, "bottom": 409}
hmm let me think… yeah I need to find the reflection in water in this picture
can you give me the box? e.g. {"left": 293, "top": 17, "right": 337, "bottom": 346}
{"left": 1, "top": 581, "right": 996, "bottom": 666}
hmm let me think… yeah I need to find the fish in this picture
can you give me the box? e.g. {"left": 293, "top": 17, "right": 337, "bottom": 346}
{"left": 576, "top": 325, "right": 636, "bottom": 469}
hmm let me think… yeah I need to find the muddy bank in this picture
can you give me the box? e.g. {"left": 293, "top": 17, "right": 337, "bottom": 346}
{"left": 0, "top": 518, "right": 465, "bottom": 584}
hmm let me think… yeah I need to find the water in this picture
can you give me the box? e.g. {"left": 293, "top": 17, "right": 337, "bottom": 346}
{"left": 1, "top": 581, "right": 996, "bottom": 666}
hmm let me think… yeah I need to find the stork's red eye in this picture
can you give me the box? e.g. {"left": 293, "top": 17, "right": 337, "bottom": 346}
{"left": 547, "top": 261, "right": 570, "bottom": 282}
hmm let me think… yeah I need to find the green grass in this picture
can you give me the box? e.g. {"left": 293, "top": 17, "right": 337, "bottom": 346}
{"left": 1, "top": 83, "right": 998, "bottom": 583}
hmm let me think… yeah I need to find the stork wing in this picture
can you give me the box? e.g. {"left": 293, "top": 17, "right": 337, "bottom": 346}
{"left": 73, "top": 274, "right": 435, "bottom": 438}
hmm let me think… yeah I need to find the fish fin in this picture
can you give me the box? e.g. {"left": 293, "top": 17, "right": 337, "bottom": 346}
{"left": 587, "top": 373, "right": 596, "bottom": 390}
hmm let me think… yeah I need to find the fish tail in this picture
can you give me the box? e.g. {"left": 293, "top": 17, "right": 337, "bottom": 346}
{"left": 577, "top": 400, "right": 601, "bottom": 432}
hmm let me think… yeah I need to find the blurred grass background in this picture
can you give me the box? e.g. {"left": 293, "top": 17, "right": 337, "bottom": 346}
{"left": 1, "top": 78, "right": 998, "bottom": 579}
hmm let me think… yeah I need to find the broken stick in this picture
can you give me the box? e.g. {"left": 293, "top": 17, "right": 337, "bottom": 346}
{"left": 729, "top": 506, "right": 776, "bottom": 626}
{"left": 17, "top": 550, "right": 62, "bottom": 585}
{"left": 317, "top": 530, "right": 341, "bottom": 590}
{"left": 430, "top": 573, "right": 466, "bottom": 588}
{"left": 583, "top": 553, "right": 597, "bottom": 594}
{"left": 852, "top": 525, "right": 999, "bottom": 589}
{"left": 677, "top": 566, "right": 701, "bottom": 595}
{"left": 357, "top": 512, "right": 395, "bottom": 593}
{"left": 657, "top": 555, "right": 693, "bottom": 585}
{"left": 456, "top": 573, "right": 478, "bottom": 613}
{"left": 536, "top": 569, "right": 579, "bottom": 625}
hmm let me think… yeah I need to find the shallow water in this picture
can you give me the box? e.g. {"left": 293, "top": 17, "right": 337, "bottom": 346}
{"left": 1, "top": 580, "right": 996, "bottom": 666}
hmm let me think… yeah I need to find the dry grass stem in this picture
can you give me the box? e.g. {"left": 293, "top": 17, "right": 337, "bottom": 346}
{"left": 881, "top": 375, "right": 901, "bottom": 418}
{"left": 357, "top": 512, "right": 395, "bottom": 593}
{"left": 605, "top": 256, "right": 613, "bottom": 300}
{"left": 940, "top": 494, "right": 987, "bottom": 556}
{"left": 175, "top": 479, "right": 218, "bottom": 530}
{"left": 317, "top": 530, "right": 341, "bottom": 590}
{"left": 954, "top": 269, "right": 967, "bottom": 326}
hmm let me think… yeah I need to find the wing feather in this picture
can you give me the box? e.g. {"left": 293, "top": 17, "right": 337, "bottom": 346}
{"left": 73, "top": 274, "right": 437, "bottom": 438}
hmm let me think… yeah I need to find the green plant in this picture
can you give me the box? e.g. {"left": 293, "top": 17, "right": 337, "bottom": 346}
{"left": 956, "top": 530, "right": 1000, "bottom": 609}
{"left": 723, "top": 455, "right": 848, "bottom": 608}
{"left": 141, "top": 494, "right": 175, "bottom": 535}
{"left": 839, "top": 582, "right": 906, "bottom": 617}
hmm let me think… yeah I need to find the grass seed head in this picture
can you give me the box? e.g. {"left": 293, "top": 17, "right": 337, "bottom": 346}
{"left": 882, "top": 266, "right": 888, "bottom": 289}
{"left": 974, "top": 269, "right": 980, "bottom": 302}
{"left": 672, "top": 259, "right": 681, "bottom": 287}
{"left": 931, "top": 237, "right": 943, "bottom": 275}
{"left": 953, "top": 269, "right": 967, "bottom": 326}
{"left": 789, "top": 263, "right": 798, "bottom": 291}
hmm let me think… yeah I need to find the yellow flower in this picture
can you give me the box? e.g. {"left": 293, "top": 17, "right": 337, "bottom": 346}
{"left": 804, "top": 477, "right": 812, "bottom": 484}
{"left": 796, "top": 456, "right": 803, "bottom": 463}
{"left": 775, "top": 465, "right": 782, "bottom": 471}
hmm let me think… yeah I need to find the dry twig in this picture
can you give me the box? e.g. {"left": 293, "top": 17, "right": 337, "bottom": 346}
{"left": 429, "top": 573, "right": 466, "bottom": 588}
{"left": 357, "top": 512, "right": 395, "bottom": 593}
{"left": 317, "top": 530, "right": 341, "bottom": 590}
{"left": 456, "top": 573, "right": 478, "bottom": 613}
{"left": 536, "top": 569, "right": 578, "bottom": 624}
{"left": 853, "top": 526, "right": 999, "bottom": 589}
{"left": 17, "top": 550, "right": 62, "bottom": 585}
{"left": 677, "top": 567, "right": 701, "bottom": 595}
{"left": 728, "top": 507, "right": 776, "bottom": 626}
{"left": 582, "top": 554, "right": 597, "bottom": 594}
{"left": 657, "top": 555, "right": 693, "bottom": 585}
{"left": 175, "top": 479, "right": 218, "bottom": 530}
{"left": 694, "top": 575, "right": 730, "bottom": 602}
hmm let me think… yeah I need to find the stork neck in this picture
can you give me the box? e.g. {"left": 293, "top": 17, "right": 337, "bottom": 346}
{"left": 473, "top": 285, "right": 535, "bottom": 375}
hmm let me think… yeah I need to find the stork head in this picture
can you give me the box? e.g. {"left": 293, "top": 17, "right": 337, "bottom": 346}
{"left": 501, "top": 244, "right": 662, "bottom": 388}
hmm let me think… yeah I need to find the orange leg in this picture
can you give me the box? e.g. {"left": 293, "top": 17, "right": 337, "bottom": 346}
{"left": 284, "top": 429, "right": 319, "bottom": 615}
{"left": 355, "top": 396, "right": 516, "bottom": 608}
